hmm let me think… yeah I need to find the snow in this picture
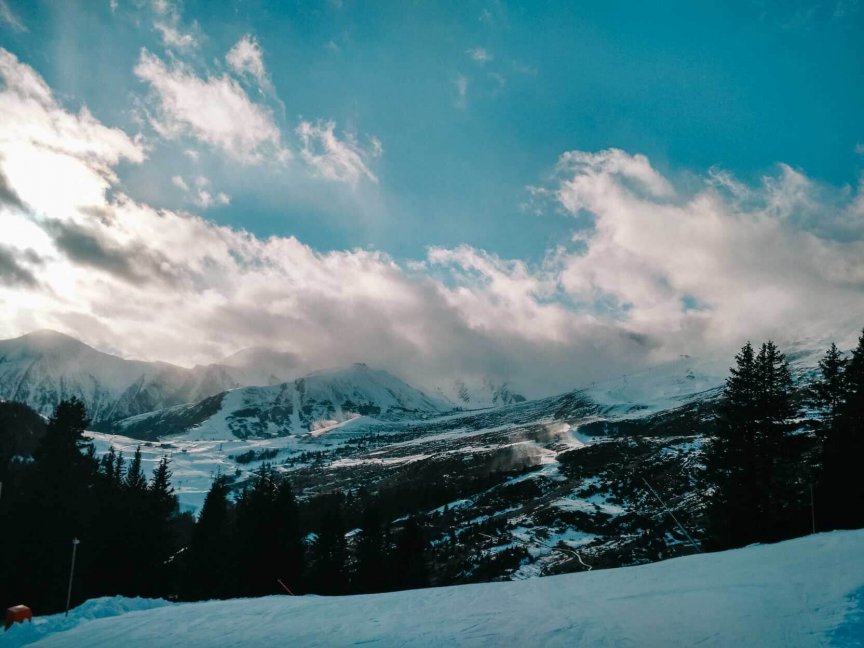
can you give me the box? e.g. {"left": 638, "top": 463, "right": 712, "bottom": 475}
{"left": 5, "top": 531, "right": 863, "bottom": 647}
{"left": 576, "top": 354, "right": 728, "bottom": 418}
{"left": 117, "top": 363, "right": 451, "bottom": 441}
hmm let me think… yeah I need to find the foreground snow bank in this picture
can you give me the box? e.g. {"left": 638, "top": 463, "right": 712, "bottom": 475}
{"left": 4, "top": 531, "right": 864, "bottom": 647}
{"left": 1, "top": 597, "right": 170, "bottom": 647}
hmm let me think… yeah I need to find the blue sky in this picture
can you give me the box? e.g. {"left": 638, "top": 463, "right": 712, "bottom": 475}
{"left": 1, "top": 0, "right": 863, "bottom": 396}
{"left": 4, "top": 0, "right": 862, "bottom": 261}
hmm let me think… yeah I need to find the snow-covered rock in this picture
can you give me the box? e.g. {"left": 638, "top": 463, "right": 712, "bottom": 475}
{"left": 114, "top": 363, "right": 452, "bottom": 440}
{"left": 0, "top": 331, "right": 241, "bottom": 424}
{"left": 434, "top": 377, "right": 527, "bottom": 410}
{"left": 5, "top": 530, "right": 863, "bottom": 647}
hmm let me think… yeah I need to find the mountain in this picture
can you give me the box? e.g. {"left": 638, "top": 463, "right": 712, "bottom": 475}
{"left": 217, "top": 346, "right": 304, "bottom": 387}
{"left": 435, "top": 378, "right": 527, "bottom": 409}
{"left": 0, "top": 331, "right": 242, "bottom": 425}
{"left": 9, "top": 531, "right": 864, "bottom": 646}
{"left": 113, "top": 363, "right": 452, "bottom": 440}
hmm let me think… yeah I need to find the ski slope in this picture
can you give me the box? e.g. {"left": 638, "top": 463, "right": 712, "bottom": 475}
{"left": 4, "top": 531, "right": 863, "bottom": 647}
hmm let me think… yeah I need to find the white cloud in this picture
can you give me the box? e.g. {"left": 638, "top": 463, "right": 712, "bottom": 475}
{"left": 0, "top": 0, "right": 25, "bottom": 32}
{"left": 454, "top": 74, "right": 468, "bottom": 109}
{"left": 226, "top": 35, "right": 269, "bottom": 89}
{"left": 3, "top": 50, "right": 864, "bottom": 399}
{"left": 296, "top": 120, "right": 380, "bottom": 186}
{"left": 172, "top": 174, "right": 230, "bottom": 208}
{"left": 134, "top": 49, "right": 284, "bottom": 163}
{"left": 467, "top": 47, "right": 492, "bottom": 63}
{"left": 546, "top": 148, "right": 864, "bottom": 350}
{"left": 151, "top": 0, "right": 198, "bottom": 51}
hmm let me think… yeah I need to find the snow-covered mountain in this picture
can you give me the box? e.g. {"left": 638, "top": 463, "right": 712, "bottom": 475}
{"left": 216, "top": 346, "right": 304, "bottom": 387}
{"left": 0, "top": 331, "right": 241, "bottom": 424}
{"left": 8, "top": 530, "right": 863, "bottom": 646}
{"left": 113, "top": 363, "right": 452, "bottom": 440}
{"left": 434, "top": 378, "right": 527, "bottom": 409}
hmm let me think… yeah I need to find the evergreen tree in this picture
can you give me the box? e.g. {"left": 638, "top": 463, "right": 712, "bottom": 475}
{"left": 125, "top": 445, "right": 147, "bottom": 492}
{"left": 821, "top": 330, "right": 864, "bottom": 530}
{"left": 392, "top": 517, "right": 428, "bottom": 590}
{"left": 272, "top": 478, "right": 305, "bottom": 594}
{"left": 307, "top": 504, "right": 348, "bottom": 594}
{"left": 706, "top": 341, "right": 802, "bottom": 547}
{"left": 706, "top": 342, "right": 760, "bottom": 548}
{"left": 182, "top": 475, "right": 234, "bottom": 600}
{"left": 354, "top": 504, "right": 387, "bottom": 593}
{"left": 811, "top": 343, "right": 848, "bottom": 434}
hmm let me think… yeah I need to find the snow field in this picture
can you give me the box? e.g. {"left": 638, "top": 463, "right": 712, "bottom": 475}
{"left": 3, "top": 531, "right": 862, "bottom": 647}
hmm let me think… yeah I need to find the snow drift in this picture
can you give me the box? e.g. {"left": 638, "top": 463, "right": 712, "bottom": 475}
{"left": 3, "top": 530, "right": 863, "bottom": 647}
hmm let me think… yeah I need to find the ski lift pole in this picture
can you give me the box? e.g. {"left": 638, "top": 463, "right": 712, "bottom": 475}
{"left": 65, "top": 538, "right": 80, "bottom": 616}
{"left": 809, "top": 483, "right": 816, "bottom": 535}
{"left": 638, "top": 476, "right": 703, "bottom": 554}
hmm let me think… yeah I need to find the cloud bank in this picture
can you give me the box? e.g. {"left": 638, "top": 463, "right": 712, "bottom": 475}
{"left": 1, "top": 48, "right": 863, "bottom": 397}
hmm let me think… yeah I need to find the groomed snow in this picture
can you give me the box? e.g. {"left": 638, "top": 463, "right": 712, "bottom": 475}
{"left": 4, "top": 531, "right": 863, "bottom": 647}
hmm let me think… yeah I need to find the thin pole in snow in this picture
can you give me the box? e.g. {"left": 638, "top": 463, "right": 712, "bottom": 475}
{"left": 809, "top": 483, "right": 816, "bottom": 534}
{"left": 65, "top": 538, "right": 80, "bottom": 616}
{"left": 639, "top": 476, "right": 703, "bottom": 554}
{"left": 277, "top": 579, "right": 295, "bottom": 595}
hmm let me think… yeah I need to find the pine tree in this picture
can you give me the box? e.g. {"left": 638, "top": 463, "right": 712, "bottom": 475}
{"left": 811, "top": 343, "right": 848, "bottom": 434}
{"left": 182, "top": 475, "right": 233, "bottom": 600}
{"left": 706, "top": 341, "right": 802, "bottom": 547}
{"left": 308, "top": 504, "right": 348, "bottom": 594}
{"left": 125, "top": 445, "right": 147, "bottom": 492}
{"left": 706, "top": 342, "right": 760, "bottom": 548}
{"left": 754, "top": 341, "right": 802, "bottom": 540}
{"left": 821, "top": 330, "right": 864, "bottom": 530}
{"left": 273, "top": 478, "right": 305, "bottom": 594}
{"left": 392, "top": 517, "right": 428, "bottom": 590}
{"left": 354, "top": 504, "right": 387, "bottom": 593}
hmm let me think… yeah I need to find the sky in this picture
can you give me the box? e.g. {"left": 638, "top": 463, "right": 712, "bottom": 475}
{"left": 0, "top": 0, "right": 863, "bottom": 397}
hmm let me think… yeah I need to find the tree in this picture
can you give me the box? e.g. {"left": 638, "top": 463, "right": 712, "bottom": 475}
{"left": 706, "top": 342, "right": 760, "bottom": 548}
{"left": 232, "top": 464, "right": 302, "bottom": 597}
{"left": 811, "top": 343, "right": 848, "bottom": 434}
{"left": 706, "top": 341, "right": 802, "bottom": 548}
{"left": 354, "top": 504, "right": 387, "bottom": 593}
{"left": 125, "top": 445, "right": 147, "bottom": 492}
{"left": 307, "top": 504, "right": 348, "bottom": 594}
{"left": 820, "top": 330, "right": 864, "bottom": 530}
{"left": 392, "top": 517, "right": 428, "bottom": 590}
{"left": 181, "top": 475, "right": 234, "bottom": 600}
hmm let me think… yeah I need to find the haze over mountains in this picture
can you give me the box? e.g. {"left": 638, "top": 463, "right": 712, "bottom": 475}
{"left": 0, "top": 329, "right": 827, "bottom": 442}
{"left": 0, "top": 331, "right": 528, "bottom": 434}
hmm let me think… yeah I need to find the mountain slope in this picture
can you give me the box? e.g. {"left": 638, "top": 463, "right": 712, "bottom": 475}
{"left": 7, "top": 530, "right": 863, "bottom": 647}
{"left": 114, "top": 363, "right": 452, "bottom": 440}
{"left": 0, "top": 331, "right": 244, "bottom": 425}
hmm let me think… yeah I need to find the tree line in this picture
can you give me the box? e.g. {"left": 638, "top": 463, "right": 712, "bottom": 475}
{"left": 0, "top": 398, "right": 427, "bottom": 614}
{"left": 705, "top": 332, "right": 864, "bottom": 548}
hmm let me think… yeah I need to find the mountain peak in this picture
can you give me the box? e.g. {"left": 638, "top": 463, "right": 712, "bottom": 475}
{"left": 13, "top": 329, "right": 87, "bottom": 349}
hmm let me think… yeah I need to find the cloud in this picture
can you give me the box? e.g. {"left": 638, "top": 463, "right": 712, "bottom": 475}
{"left": 0, "top": 163, "right": 26, "bottom": 211}
{"left": 544, "top": 148, "right": 864, "bottom": 349}
{"left": 0, "top": 245, "right": 40, "bottom": 287}
{"left": 454, "top": 74, "right": 468, "bottom": 109}
{"left": 134, "top": 49, "right": 284, "bottom": 163}
{"left": 226, "top": 35, "right": 269, "bottom": 89}
{"left": 0, "top": 0, "right": 25, "bottom": 32}
{"left": 151, "top": 0, "right": 198, "bottom": 51}
{"left": 296, "top": 120, "right": 380, "bottom": 186}
{"left": 173, "top": 174, "right": 230, "bottom": 208}
{"left": 2, "top": 49, "right": 864, "bottom": 399}
{"left": 467, "top": 47, "right": 493, "bottom": 63}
